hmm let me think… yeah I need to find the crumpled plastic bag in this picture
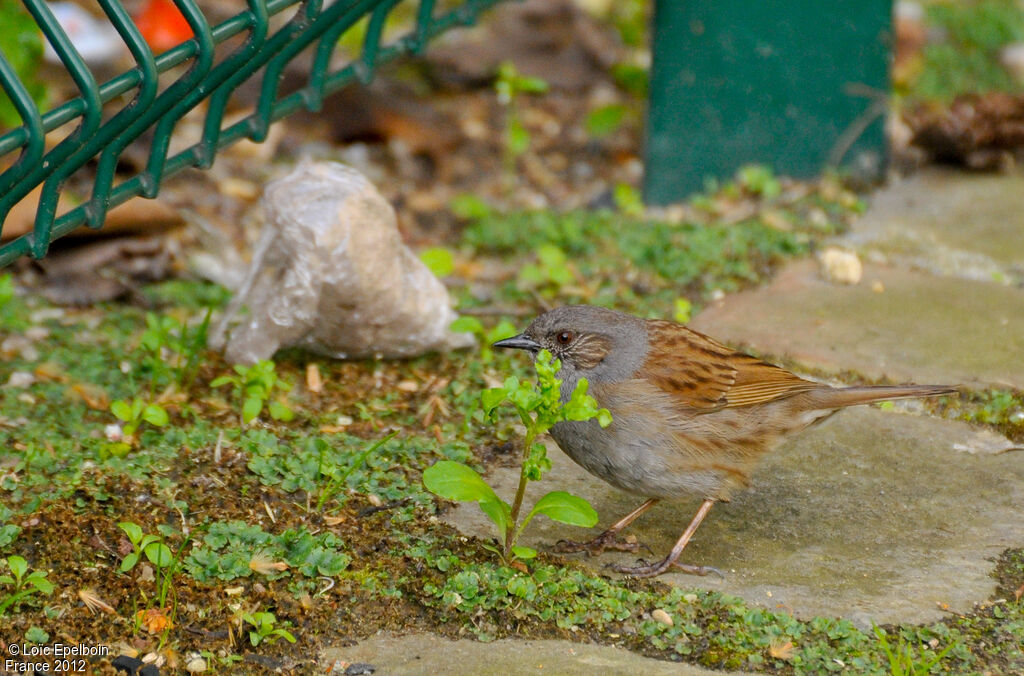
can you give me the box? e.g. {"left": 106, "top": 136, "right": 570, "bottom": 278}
{"left": 209, "top": 162, "right": 474, "bottom": 364}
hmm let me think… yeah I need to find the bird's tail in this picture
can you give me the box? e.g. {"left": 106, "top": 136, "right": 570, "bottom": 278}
{"left": 812, "top": 384, "right": 958, "bottom": 409}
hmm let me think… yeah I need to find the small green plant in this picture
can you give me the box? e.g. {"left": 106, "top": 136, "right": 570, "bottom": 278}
{"left": 424, "top": 349, "right": 610, "bottom": 563}
{"left": 24, "top": 626, "right": 49, "bottom": 644}
{"left": 967, "top": 389, "right": 1023, "bottom": 425}
{"left": 494, "top": 60, "right": 549, "bottom": 183}
{"left": 585, "top": 104, "right": 628, "bottom": 138}
{"left": 449, "top": 193, "right": 493, "bottom": 221}
{"left": 0, "top": 273, "right": 28, "bottom": 331}
{"left": 737, "top": 164, "right": 782, "bottom": 199}
{"left": 419, "top": 247, "right": 455, "bottom": 277}
{"left": 119, "top": 522, "right": 188, "bottom": 618}
{"left": 185, "top": 521, "right": 350, "bottom": 582}
{"left": 315, "top": 431, "right": 397, "bottom": 511}
{"left": 448, "top": 316, "right": 517, "bottom": 364}
{"left": 211, "top": 360, "right": 294, "bottom": 424}
{"left": 673, "top": 297, "right": 693, "bottom": 323}
{"left": 0, "top": 505, "right": 20, "bottom": 549}
{"left": 110, "top": 397, "right": 169, "bottom": 440}
{"left": 138, "top": 310, "right": 212, "bottom": 390}
{"left": 241, "top": 611, "right": 297, "bottom": 646}
{"left": 118, "top": 521, "right": 173, "bottom": 573}
{"left": 612, "top": 183, "right": 645, "bottom": 217}
{"left": 873, "top": 626, "right": 955, "bottom": 676}
{"left": 0, "top": 555, "right": 54, "bottom": 616}
{"left": 200, "top": 649, "right": 243, "bottom": 669}
{"left": 516, "top": 244, "right": 575, "bottom": 297}
{"left": 0, "top": 273, "right": 13, "bottom": 309}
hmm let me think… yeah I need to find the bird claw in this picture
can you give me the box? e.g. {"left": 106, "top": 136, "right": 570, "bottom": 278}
{"left": 553, "top": 532, "right": 642, "bottom": 557}
{"left": 672, "top": 562, "right": 725, "bottom": 578}
{"left": 607, "top": 557, "right": 722, "bottom": 579}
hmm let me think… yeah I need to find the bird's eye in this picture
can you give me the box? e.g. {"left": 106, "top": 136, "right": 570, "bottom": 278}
{"left": 556, "top": 331, "right": 574, "bottom": 345}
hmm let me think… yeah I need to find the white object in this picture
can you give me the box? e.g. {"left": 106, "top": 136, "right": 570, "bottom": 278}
{"left": 818, "top": 247, "right": 863, "bottom": 285}
{"left": 43, "top": 2, "right": 124, "bottom": 66}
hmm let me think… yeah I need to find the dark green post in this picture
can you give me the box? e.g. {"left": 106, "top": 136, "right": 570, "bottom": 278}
{"left": 645, "top": 1, "right": 892, "bottom": 203}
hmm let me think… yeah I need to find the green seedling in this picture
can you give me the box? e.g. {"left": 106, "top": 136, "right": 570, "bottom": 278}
{"left": 874, "top": 626, "right": 955, "bottom": 676}
{"left": 419, "top": 247, "right": 455, "bottom": 277}
{"left": 495, "top": 60, "right": 549, "bottom": 184}
{"left": 0, "top": 273, "right": 12, "bottom": 309}
{"left": 612, "top": 183, "right": 644, "bottom": 217}
{"left": 315, "top": 431, "right": 397, "bottom": 511}
{"left": 449, "top": 193, "right": 493, "bottom": 221}
{"left": 118, "top": 521, "right": 173, "bottom": 573}
{"left": 139, "top": 310, "right": 212, "bottom": 391}
{"left": 111, "top": 397, "right": 169, "bottom": 440}
{"left": 516, "top": 243, "right": 575, "bottom": 296}
{"left": 585, "top": 104, "right": 628, "bottom": 139}
{"left": 119, "top": 522, "right": 187, "bottom": 631}
{"left": 185, "top": 521, "right": 350, "bottom": 582}
{"left": 0, "top": 555, "right": 54, "bottom": 616}
{"left": 0, "top": 273, "right": 28, "bottom": 331}
{"left": 241, "top": 611, "right": 296, "bottom": 646}
{"left": 0, "top": 504, "right": 20, "bottom": 548}
{"left": 24, "top": 626, "right": 48, "bottom": 644}
{"left": 449, "top": 316, "right": 517, "bottom": 364}
{"left": 211, "top": 360, "right": 293, "bottom": 425}
{"left": 424, "top": 349, "right": 610, "bottom": 563}
{"left": 673, "top": 297, "right": 692, "bottom": 324}
{"left": 737, "top": 164, "right": 782, "bottom": 199}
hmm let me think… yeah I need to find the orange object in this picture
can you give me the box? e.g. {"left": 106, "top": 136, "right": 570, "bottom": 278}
{"left": 134, "top": 0, "right": 193, "bottom": 52}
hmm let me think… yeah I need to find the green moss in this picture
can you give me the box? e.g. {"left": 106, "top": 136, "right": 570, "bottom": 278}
{"left": 458, "top": 173, "right": 857, "bottom": 318}
{"left": 902, "top": 0, "right": 1024, "bottom": 103}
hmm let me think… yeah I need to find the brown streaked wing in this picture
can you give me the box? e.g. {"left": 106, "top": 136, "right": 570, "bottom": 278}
{"left": 642, "top": 320, "right": 819, "bottom": 411}
{"left": 723, "top": 353, "right": 820, "bottom": 407}
{"left": 641, "top": 321, "right": 738, "bottom": 410}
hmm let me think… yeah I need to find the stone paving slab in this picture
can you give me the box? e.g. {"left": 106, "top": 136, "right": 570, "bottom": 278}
{"left": 687, "top": 259, "right": 1024, "bottom": 390}
{"left": 843, "top": 168, "right": 1024, "bottom": 281}
{"left": 321, "top": 632, "right": 753, "bottom": 675}
{"left": 446, "top": 409, "right": 1024, "bottom": 626}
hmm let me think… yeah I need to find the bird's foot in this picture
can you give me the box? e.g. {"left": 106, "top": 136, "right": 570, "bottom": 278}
{"left": 554, "top": 531, "right": 643, "bottom": 557}
{"left": 608, "top": 557, "right": 723, "bottom": 579}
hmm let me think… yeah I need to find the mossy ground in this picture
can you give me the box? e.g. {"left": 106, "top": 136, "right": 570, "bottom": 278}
{"left": 1, "top": 187, "right": 1022, "bottom": 675}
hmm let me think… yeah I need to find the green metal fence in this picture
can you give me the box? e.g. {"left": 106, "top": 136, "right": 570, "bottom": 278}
{"left": 0, "top": 0, "right": 506, "bottom": 267}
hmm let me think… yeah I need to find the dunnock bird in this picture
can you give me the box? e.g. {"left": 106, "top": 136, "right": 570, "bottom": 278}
{"left": 494, "top": 305, "right": 956, "bottom": 578}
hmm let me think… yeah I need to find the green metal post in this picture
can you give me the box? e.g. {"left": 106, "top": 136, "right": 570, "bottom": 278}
{"left": 645, "top": 0, "right": 892, "bottom": 203}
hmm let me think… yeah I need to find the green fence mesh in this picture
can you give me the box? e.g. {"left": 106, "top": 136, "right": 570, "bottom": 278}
{"left": 0, "top": 0, "right": 506, "bottom": 267}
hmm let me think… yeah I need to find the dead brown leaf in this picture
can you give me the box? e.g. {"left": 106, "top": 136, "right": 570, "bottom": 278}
{"left": 34, "top": 361, "right": 69, "bottom": 383}
{"left": 306, "top": 363, "right": 323, "bottom": 394}
{"left": 136, "top": 608, "right": 172, "bottom": 634}
{"left": 1015, "top": 583, "right": 1023, "bottom": 602}
{"left": 71, "top": 382, "right": 109, "bottom": 410}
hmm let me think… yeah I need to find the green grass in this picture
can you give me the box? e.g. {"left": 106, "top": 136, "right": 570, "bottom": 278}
{"left": 456, "top": 170, "right": 860, "bottom": 319}
{"left": 901, "top": 0, "right": 1024, "bottom": 103}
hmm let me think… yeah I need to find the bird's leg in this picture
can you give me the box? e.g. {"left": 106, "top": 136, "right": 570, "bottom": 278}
{"left": 610, "top": 498, "right": 718, "bottom": 578}
{"left": 554, "top": 498, "right": 659, "bottom": 556}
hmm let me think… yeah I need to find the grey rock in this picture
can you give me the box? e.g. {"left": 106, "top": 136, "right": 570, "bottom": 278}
{"left": 688, "top": 259, "right": 1024, "bottom": 390}
{"left": 321, "top": 632, "right": 752, "bottom": 675}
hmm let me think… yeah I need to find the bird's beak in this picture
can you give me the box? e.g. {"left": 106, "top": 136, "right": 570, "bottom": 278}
{"left": 492, "top": 333, "right": 542, "bottom": 352}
